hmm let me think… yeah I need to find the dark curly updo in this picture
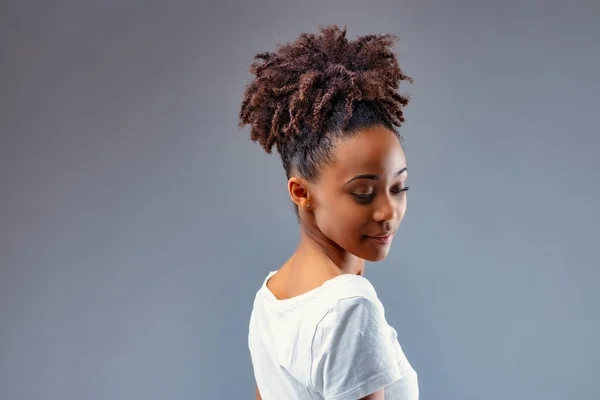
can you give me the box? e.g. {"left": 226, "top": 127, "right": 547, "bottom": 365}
{"left": 239, "top": 24, "right": 413, "bottom": 216}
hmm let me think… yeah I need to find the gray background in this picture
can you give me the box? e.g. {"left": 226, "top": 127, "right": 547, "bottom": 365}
{"left": 1, "top": 1, "right": 599, "bottom": 399}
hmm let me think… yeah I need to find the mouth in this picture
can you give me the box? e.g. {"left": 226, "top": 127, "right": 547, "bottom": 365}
{"left": 364, "top": 232, "right": 395, "bottom": 245}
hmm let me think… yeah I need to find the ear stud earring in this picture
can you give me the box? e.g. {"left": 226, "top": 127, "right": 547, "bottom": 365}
{"left": 305, "top": 203, "right": 311, "bottom": 208}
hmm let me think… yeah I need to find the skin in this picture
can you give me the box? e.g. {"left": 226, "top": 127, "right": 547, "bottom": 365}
{"left": 256, "top": 125, "right": 408, "bottom": 399}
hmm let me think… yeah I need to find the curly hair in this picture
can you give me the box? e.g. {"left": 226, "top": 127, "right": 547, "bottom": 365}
{"left": 239, "top": 24, "right": 413, "bottom": 216}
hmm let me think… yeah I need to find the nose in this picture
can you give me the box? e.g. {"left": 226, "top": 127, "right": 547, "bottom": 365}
{"left": 372, "top": 194, "right": 397, "bottom": 223}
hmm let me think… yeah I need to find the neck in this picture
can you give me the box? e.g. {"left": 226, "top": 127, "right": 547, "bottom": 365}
{"left": 290, "top": 225, "right": 366, "bottom": 277}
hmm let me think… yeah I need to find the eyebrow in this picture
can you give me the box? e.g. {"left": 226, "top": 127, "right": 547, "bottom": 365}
{"left": 344, "top": 167, "right": 408, "bottom": 185}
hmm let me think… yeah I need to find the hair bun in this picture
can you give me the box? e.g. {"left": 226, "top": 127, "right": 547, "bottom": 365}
{"left": 239, "top": 24, "right": 413, "bottom": 154}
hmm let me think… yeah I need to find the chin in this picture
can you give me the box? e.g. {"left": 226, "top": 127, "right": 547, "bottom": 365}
{"left": 356, "top": 246, "right": 392, "bottom": 262}
{"left": 366, "top": 251, "right": 390, "bottom": 262}
{"left": 342, "top": 238, "right": 393, "bottom": 262}
{"left": 353, "top": 238, "right": 393, "bottom": 262}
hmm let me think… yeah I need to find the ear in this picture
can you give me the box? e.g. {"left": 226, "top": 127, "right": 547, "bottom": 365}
{"left": 288, "top": 177, "right": 313, "bottom": 210}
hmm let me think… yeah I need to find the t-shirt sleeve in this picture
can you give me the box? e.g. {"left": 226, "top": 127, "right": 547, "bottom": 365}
{"left": 309, "top": 296, "right": 403, "bottom": 400}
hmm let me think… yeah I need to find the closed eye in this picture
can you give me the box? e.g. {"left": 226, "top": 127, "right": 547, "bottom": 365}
{"left": 391, "top": 186, "right": 409, "bottom": 194}
{"left": 352, "top": 186, "right": 409, "bottom": 204}
{"left": 352, "top": 193, "right": 374, "bottom": 203}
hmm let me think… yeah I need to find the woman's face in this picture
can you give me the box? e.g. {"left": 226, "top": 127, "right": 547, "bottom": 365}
{"left": 301, "top": 125, "right": 408, "bottom": 262}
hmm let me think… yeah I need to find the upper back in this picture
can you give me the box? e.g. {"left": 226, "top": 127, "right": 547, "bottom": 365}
{"left": 248, "top": 271, "right": 385, "bottom": 399}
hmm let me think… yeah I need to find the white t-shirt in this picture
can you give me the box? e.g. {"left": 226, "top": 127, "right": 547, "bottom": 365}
{"left": 248, "top": 270, "right": 419, "bottom": 399}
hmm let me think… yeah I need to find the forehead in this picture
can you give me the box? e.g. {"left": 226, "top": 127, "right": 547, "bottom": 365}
{"left": 325, "top": 125, "right": 406, "bottom": 180}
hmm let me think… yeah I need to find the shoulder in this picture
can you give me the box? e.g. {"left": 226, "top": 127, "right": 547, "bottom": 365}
{"left": 313, "top": 286, "right": 387, "bottom": 345}
{"left": 319, "top": 274, "right": 385, "bottom": 324}
{"left": 322, "top": 273, "right": 380, "bottom": 304}
{"left": 315, "top": 273, "right": 386, "bottom": 329}
{"left": 309, "top": 275, "right": 401, "bottom": 398}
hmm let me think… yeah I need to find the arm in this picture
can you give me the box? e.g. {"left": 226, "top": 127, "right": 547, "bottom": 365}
{"left": 255, "top": 384, "right": 262, "bottom": 400}
{"left": 256, "top": 381, "right": 383, "bottom": 400}
{"left": 360, "top": 389, "right": 385, "bottom": 399}
{"left": 256, "top": 382, "right": 382, "bottom": 399}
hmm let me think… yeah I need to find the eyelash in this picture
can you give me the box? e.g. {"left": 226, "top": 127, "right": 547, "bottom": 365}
{"left": 352, "top": 186, "right": 410, "bottom": 204}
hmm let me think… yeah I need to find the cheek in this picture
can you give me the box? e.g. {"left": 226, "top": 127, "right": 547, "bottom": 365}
{"left": 398, "top": 197, "right": 407, "bottom": 217}
{"left": 403, "top": 195, "right": 409, "bottom": 217}
{"left": 316, "top": 201, "right": 367, "bottom": 244}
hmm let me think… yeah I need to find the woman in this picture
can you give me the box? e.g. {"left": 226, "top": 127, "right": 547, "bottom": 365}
{"left": 239, "top": 24, "right": 419, "bottom": 400}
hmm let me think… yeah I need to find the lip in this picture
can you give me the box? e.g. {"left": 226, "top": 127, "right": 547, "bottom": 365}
{"left": 364, "top": 232, "right": 395, "bottom": 245}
